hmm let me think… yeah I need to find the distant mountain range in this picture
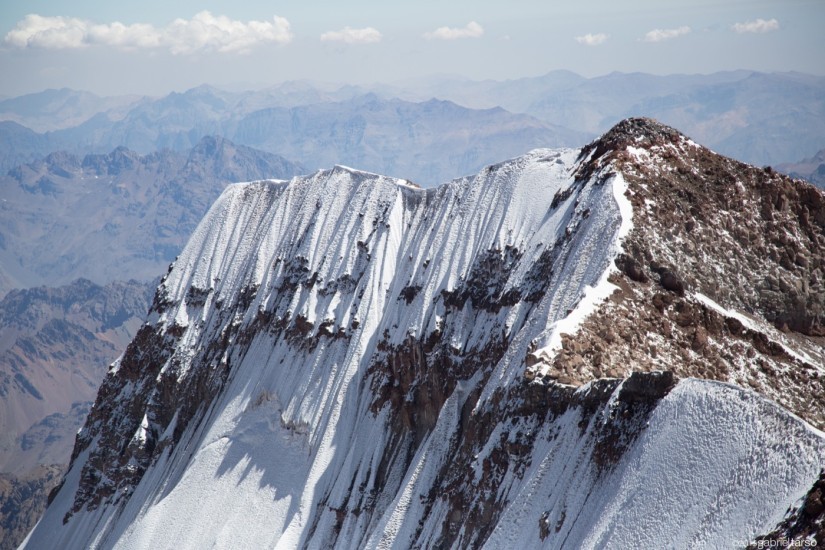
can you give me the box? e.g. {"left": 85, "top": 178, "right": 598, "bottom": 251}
{"left": 0, "top": 279, "right": 154, "bottom": 475}
{"left": 0, "top": 134, "right": 304, "bottom": 547}
{"left": 0, "top": 136, "right": 304, "bottom": 297}
{"left": 229, "top": 95, "right": 586, "bottom": 185}
{"left": 0, "top": 88, "right": 140, "bottom": 133}
{"left": 777, "top": 148, "right": 825, "bottom": 189}
{"left": 0, "top": 278, "right": 154, "bottom": 549}
{"left": 0, "top": 89, "right": 589, "bottom": 185}
{"left": 383, "top": 70, "right": 825, "bottom": 168}
{"left": 2, "top": 70, "right": 823, "bottom": 176}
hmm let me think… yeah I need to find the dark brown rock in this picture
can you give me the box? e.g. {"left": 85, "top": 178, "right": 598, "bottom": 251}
{"left": 659, "top": 270, "right": 685, "bottom": 295}
{"left": 804, "top": 488, "right": 824, "bottom": 516}
{"left": 615, "top": 254, "right": 649, "bottom": 283}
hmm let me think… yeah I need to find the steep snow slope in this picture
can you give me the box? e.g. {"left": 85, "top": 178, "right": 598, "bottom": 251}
{"left": 23, "top": 122, "right": 825, "bottom": 548}
{"left": 483, "top": 380, "right": 823, "bottom": 549}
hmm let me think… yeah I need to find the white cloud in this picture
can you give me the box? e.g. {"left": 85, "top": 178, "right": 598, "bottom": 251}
{"left": 4, "top": 11, "right": 292, "bottom": 54}
{"left": 424, "top": 21, "right": 484, "bottom": 40}
{"left": 5, "top": 15, "right": 89, "bottom": 49}
{"left": 320, "top": 27, "right": 382, "bottom": 44}
{"left": 643, "top": 26, "right": 691, "bottom": 42}
{"left": 165, "top": 12, "right": 292, "bottom": 54}
{"left": 732, "top": 18, "right": 779, "bottom": 34}
{"left": 86, "top": 22, "right": 162, "bottom": 50}
{"left": 575, "top": 33, "right": 608, "bottom": 46}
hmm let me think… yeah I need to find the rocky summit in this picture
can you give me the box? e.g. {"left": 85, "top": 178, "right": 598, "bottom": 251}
{"left": 22, "top": 118, "right": 825, "bottom": 549}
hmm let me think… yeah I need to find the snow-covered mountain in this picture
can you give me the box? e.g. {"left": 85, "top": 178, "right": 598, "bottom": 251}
{"left": 23, "top": 119, "right": 825, "bottom": 548}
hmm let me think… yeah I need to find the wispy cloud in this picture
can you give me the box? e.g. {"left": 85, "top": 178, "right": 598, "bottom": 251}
{"left": 424, "top": 21, "right": 484, "bottom": 40}
{"left": 4, "top": 12, "right": 293, "bottom": 54}
{"left": 732, "top": 18, "right": 779, "bottom": 34}
{"left": 575, "top": 33, "right": 608, "bottom": 46}
{"left": 320, "top": 27, "right": 382, "bottom": 44}
{"left": 643, "top": 26, "right": 691, "bottom": 42}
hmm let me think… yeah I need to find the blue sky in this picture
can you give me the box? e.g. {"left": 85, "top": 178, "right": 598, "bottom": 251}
{"left": 0, "top": 0, "right": 822, "bottom": 97}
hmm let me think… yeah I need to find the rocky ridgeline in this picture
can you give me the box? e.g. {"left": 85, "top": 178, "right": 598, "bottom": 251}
{"left": 585, "top": 117, "right": 824, "bottom": 337}
{"left": 527, "top": 117, "right": 825, "bottom": 431}
{"left": 362, "top": 121, "right": 825, "bottom": 546}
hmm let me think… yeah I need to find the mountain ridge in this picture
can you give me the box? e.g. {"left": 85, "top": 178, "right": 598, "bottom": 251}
{"left": 22, "top": 118, "right": 825, "bottom": 548}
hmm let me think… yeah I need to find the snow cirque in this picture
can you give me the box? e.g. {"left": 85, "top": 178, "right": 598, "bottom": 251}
{"left": 23, "top": 120, "right": 825, "bottom": 549}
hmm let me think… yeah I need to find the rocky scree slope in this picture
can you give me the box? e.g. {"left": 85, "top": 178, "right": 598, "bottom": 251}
{"left": 22, "top": 119, "right": 825, "bottom": 549}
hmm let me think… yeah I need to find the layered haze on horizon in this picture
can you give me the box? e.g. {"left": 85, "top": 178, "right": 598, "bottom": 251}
{"left": 0, "top": 0, "right": 822, "bottom": 97}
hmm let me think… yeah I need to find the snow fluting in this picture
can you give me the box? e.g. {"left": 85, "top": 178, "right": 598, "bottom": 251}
{"left": 22, "top": 118, "right": 825, "bottom": 549}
